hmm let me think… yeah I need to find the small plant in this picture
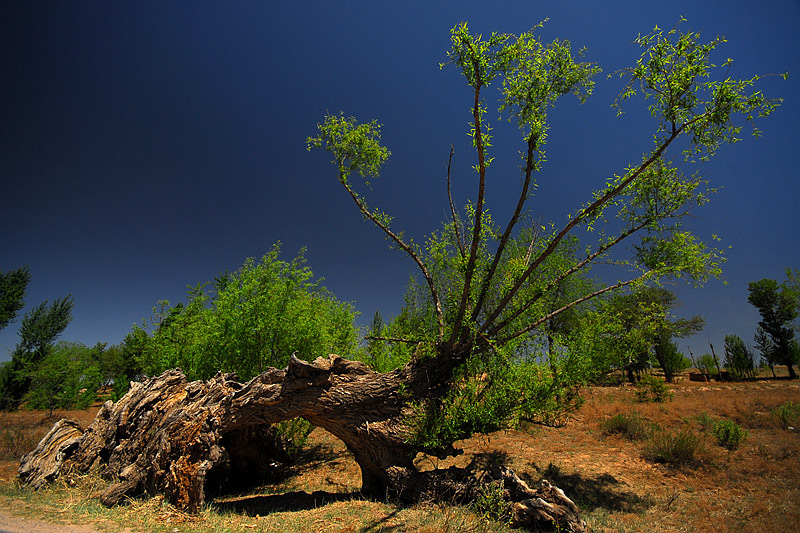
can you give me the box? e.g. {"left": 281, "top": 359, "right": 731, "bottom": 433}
{"left": 471, "top": 480, "right": 513, "bottom": 526}
{"left": 643, "top": 428, "right": 702, "bottom": 467}
{"left": 712, "top": 419, "right": 749, "bottom": 450}
{"left": 694, "top": 411, "right": 716, "bottom": 432}
{"left": 634, "top": 375, "right": 673, "bottom": 403}
{"left": 772, "top": 401, "right": 800, "bottom": 429}
{"left": 601, "top": 411, "right": 652, "bottom": 441}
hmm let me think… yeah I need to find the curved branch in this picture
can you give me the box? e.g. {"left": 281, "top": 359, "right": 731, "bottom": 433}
{"left": 446, "top": 146, "right": 466, "bottom": 258}
{"left": 338, "top": 171, "right": 445, "bottom": 337}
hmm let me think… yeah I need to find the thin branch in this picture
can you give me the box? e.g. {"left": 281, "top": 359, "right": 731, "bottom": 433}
{"left": 497, "top": 273, "right": 650, "bottom": 346}
{"left": 471, "top": 130, "right": 539, "bottom": 326}
{"left": 448, "top": 44, "right": 488, "bottom": 349}
{"left": 479, "top": 128, "right": 682, "bottom": 334}
{"left": 446, "top": 145, "right": 466, "bottom": 258}
{"left": 364, "top": 336, "right": 423, "bottom": 345}
{"left": 338, "top": 170, "right": 446, "bottom": 337}
{"left": 486, "top": 217, "right": 651, "bottom": 337}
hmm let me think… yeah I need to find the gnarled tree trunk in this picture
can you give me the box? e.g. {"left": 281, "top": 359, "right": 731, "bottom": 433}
{"left": 19, "top": 355, "right": 587, "bottom": 532}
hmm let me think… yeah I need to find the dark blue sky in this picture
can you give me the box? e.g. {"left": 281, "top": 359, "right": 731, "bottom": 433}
{"left": 2, "top": 1, "right": 798, "bottom": 362}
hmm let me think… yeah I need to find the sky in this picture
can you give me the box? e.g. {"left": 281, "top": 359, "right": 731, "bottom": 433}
{"left": 1, "top": 1, "right": 798, "bottom": 363}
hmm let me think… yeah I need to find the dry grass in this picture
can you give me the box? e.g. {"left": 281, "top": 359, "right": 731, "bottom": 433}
{"left": 0, "top": 378, "right": 799, "bottom": 532}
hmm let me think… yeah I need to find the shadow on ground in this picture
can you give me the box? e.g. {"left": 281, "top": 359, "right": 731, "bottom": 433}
{"left": 213, "top": 489, "right": 362, "bottom": 516}
{"left": 527, "top": 462, "right": 654, "bottom": 513}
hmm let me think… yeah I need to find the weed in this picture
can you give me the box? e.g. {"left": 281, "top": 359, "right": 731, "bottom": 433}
{"left": 694, "top": 411, "right": 716, "bottom": 432}
{"left": 643, "top": 428, "right": 702, "bottom": 467}
{"left": 600, "top": 411, "right": 652, "bottom": 441}
{"left": 772, "top": 400, "right": 800, "bottom": 429}
{"left": 634, "top": 375, "right": 673, "bottom": 403}
{"left": 712, "top": 419, "right": 749, "bottom": 451}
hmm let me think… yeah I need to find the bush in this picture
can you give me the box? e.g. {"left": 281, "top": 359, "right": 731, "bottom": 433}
{"left": 471, "top": 480, "right": 513, "bottom": 526}
{"left": 634, "top": 375, "right": 673, "bottom": 403}
{"left": 644, "top": 428, "right": 702, "bottom": 467}
{"left": 772, "top": 401, "right": 800, "bottom": 429}
{"left": 712, "top": 419, "right": 748, "bottom": 450}
{"left": 601, "top": 411, "right": 652, "bottom": 441}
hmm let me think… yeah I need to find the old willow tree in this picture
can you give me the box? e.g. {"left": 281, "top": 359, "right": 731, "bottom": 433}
{"left": 20, "top": 21, "right": 781, "bottom": 529}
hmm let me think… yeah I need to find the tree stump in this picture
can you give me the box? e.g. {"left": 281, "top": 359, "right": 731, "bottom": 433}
{"left": 19, "top": 357, "right": 587, "bottom": 531}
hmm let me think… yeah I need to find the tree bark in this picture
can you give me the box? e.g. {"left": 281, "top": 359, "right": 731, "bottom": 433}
{"left": 19, "top": 355, "right": 587, "bottom": 531}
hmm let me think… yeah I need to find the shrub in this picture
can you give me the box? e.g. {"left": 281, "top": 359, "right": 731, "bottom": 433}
{"left": 772, "top": 401, "right": 800, "bottom": 429}
{"left": 643, "top": 428, "right": 702, "bottom": 467}
{"left": 601, "top": 411, "right": 652, "bottom": 441}
{"left": 634, "top": 375, "right": 673, "bottom": 403}
{"left": 712, "top": 419, "right": 749, "bottom": 450}
{"left": 694, "top": 411, "right": 716, "bottom": 432}
{"left": 471, "top": 480, "right": 513, "bottom": 526}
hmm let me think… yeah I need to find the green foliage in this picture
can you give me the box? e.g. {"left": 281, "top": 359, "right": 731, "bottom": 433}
{"left": 695, "top": 353, "right": 718, "bottom": 379}
{"left": 24, "top": 341, "right": 103, "bottom": 414}
{"left": 275, "top": 418, "right": 315, "bottom": 459}
{"left": 711, "top": 419, "right": 748, "bottom": 451}
{"left": 0, "top": 296, "right": 74, "bottom": 410}
{"left": 601, "top": 411, "right": 652, "bottom": 441}
{"left": 653, "top": 337, "right": 692, "bottom": 383}
{"left": 615, "top": 19, "right": 783, "bottom": 160}
{"left": 748, "top": 276, "right": 799, "bottom": 378}
{"left": 132, "top": 244, "right": 358, "bottom": 381}
{"left": 722, "top": 334, "right": 756, "bottom": 381}
{"left": 634, "top": 375, "right": 673, "bottom": 403}
{"left": 471, "top": 480, "right": 513, "bottom": 526}
{"left": 0, "top": 266, "right": 31, "bottom": 331}
{"left": 771, "top": 401, "right": 800, "bottom": 430}
{"left": 643, "top": 428, "right": 702, "bottom": 467}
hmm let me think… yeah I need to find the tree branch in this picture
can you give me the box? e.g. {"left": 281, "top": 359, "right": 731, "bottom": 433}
{"left": 338, "top": 171, "right": 446, "bottom": 337}
{"left": 446, "top": 145, "right": 466, "bottom": 258}
{"left": 479, "top": 130, "right": 681, "bottom": 334}
{"left": 471, "top": 130, "right": 539, "bottom": 326}
{"left": 497, "top": 274, "right": 650, "bottom": 346}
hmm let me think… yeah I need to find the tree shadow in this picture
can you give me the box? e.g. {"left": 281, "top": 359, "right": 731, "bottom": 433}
{"left": 526, "top": 462, "right": 654, "bottom": 513}
{"left": 213, "top": 489, "right": 362, "bottom": 516}
{"left": 468, "top": 450, "right": 509, "bottom": 471}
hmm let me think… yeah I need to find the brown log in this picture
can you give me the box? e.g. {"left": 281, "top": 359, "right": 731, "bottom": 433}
{"left": 18, "top": 355, "right": 587, "bottom": 530}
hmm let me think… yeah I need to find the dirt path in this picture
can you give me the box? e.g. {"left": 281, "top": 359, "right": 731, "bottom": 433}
{"left": 0, "top": 507, "right": 103, "bottom": 533}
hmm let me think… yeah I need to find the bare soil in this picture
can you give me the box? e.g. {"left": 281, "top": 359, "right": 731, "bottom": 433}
{"left": 1, "top": 377, "right": 799, "bottom": 532}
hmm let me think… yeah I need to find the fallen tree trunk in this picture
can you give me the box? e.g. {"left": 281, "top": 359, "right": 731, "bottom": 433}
{"left": 19, "top": 355, "right": 587, "bottom": 531}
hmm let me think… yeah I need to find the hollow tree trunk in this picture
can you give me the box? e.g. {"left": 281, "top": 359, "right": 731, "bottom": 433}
{"left": 19, "top": 354, "right": 587, "bottom": 532}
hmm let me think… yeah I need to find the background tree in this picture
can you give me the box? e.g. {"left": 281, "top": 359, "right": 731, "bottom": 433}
{"left": 748, "top": 277, "right": 799, "bottom": 379}
{"left": 0, "top": 296, "right": 74, "bottom": 410}
{"left": 25, "top": 341, "right": 104, "bottom": 415}
{"left": 723, "top": 334, "right": 756, "bottom": 381}
{"left": 131, "top": 243, "right": 358, "bottom": 381}
{"left": 0, "top": 266, "right": 31, "bottom": 331}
